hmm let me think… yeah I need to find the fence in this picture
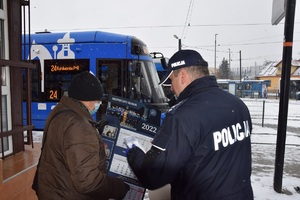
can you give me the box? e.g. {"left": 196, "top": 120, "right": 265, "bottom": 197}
{"left": 242, "top": 98, "right": 266, "bottom": 127}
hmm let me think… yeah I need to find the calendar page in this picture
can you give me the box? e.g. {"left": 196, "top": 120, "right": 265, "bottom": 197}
{"left": 101, "top": 95, "right": 161, "bottom": 200}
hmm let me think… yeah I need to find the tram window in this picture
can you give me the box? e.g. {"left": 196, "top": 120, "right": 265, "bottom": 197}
{"left": 98, "top": 61, "right": 122, "bottom": 97}
{"left": 97, "top": 60, "right": 152, "bottom": 102}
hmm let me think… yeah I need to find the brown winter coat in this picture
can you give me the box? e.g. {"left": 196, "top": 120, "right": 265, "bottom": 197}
{"left": 37, "top": 96, "right": 128, "bottom": 200}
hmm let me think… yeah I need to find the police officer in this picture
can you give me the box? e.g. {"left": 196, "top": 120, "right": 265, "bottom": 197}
{"left": 127, "top": 49, "right": 253, "bottom": 200}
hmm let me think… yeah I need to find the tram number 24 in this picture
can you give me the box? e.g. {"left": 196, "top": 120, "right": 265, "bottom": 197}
{"left": 48, "top": 89, "right": 59, "bottom": 100}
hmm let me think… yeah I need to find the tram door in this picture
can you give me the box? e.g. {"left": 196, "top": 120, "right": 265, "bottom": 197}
{"left": 97, "top": 60, "right": 125, "bottom": 120}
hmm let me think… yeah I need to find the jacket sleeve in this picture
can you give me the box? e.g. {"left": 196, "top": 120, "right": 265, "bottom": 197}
{"left": 127, "top": 115, "right": 192, "bottom": 190}
{"left": 64, "top": 119, "right": 129, "bottom": 199}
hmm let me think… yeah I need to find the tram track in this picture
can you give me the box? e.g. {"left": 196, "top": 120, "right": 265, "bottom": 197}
{"left": 252, "top": 142, "right": 300, "bottom": 147}
{"left": 251, "top": 132, "right": 300, "bottom": 147}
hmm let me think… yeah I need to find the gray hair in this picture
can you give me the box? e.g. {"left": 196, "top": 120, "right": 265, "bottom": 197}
{"left": 174, "top": 65, "right": 209, "bottom": 80}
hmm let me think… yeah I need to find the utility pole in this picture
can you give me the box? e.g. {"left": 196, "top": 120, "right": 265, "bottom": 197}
{"left": 228, "top": 48, "right": 231, "bottom": 69}
{"left": 274, "top": 0, "right": 296, "bottom": 193}
{"left": 239, "top": 50, "right": 242, "bottom": 83}
{"left": 214, "top": 34, "right": 218, "bottom": 75}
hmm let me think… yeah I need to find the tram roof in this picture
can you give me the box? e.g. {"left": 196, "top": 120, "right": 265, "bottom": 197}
{"left": 23, "top": 30, "right": 130, "bottom": 44}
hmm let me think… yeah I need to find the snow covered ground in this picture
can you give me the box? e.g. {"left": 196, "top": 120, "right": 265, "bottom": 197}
{"left": 245, "top": 98, "right": 300, "bottom": 200}
{"left": 32, "top": 98, "right": 300, "bottom": 199}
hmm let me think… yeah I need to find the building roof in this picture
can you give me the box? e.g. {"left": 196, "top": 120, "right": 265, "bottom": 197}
{"left": 293, "top": 67, "right": 300, "bottom": 75}
{"left": 257, "top": 61, "right": 278, "bottom": 76}
{"left": 292, "top": 59, "right": 300, "bottom": 67}
{"left": 257, "top": 60, "right": 300, "bottom": 77}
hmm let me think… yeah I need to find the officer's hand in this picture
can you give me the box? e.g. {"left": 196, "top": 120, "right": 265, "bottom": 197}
{"left": 125, "top": 144, "right": 136, "bottom": 155}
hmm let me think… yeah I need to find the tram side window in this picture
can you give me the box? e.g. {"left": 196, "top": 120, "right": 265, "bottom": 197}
{"left": 128, "top": 61, "right": 140, "bottom": 100}
{"left": 127, "top": 60, "right": 153, "bottom": 101}
{"left": 97, "top": 60, "right": 152, "bottom": 102}
{"left": 98, "top": 61, "right": 122, "bottom": 97}
{"left": 128, "top": 60, "right": 152, "bottom": 101}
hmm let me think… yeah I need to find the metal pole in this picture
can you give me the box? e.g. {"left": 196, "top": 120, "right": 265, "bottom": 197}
{"left": 179, "top": 38, "right": 182, "bottom": 50}
{"left": 239, "top": 50, "right": 242, "bottom": 83}
{"left": 262, "top": 100, "right": 265, "bottom": 127}
{"left": 274, "top": 0, "right": 296, "bottom": 193}
{"left": 214, "top": 34, "right": 218, "bottom": 75}
{"left": 228, "top": 48, "right": 231, "bottom": 69}
{"left": 173, "top": 35, "right": 181, "bottom": 51}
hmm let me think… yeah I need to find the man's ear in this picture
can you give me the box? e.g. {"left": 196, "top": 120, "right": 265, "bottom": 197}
{"left": 180, "top": 69, "right": 190, "bottom": 85}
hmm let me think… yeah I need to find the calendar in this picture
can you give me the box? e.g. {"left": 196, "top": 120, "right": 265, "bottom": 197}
{"left": 102, "top": 95, "right": 161, "bottom": 200}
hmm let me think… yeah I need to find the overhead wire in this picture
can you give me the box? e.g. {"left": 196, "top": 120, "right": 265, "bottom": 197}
{"left": 181, "top": 0, "right": 194, "bottom": 41}
{"left": 32, "top": 21, "right": 299, "bottom": 64}
{"left": 31, "top": 22, "right": 300, "bottom": 33}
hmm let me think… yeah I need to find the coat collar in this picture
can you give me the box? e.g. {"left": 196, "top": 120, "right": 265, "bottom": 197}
{"left": 60, "top": 96, "right": 95, "bottom": 121}
{"left": 176, "top": 75, "right": 219, "bottom": 103}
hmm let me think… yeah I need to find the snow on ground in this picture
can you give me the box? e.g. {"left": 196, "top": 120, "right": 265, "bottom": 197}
{"left": 245, "top": 98, "right": 300, "bottom": 200}
{"left": 32, "top": 98, "right": 300, "bottom": 199}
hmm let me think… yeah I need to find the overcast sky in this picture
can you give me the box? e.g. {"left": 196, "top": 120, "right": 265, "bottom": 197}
{"left": 29, "top": 0, "right": 300, "bottom": 70}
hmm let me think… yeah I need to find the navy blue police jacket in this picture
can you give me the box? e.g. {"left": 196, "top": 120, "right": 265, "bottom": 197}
{"left": 127, "top": 75, "right": 254, "bottom": 200}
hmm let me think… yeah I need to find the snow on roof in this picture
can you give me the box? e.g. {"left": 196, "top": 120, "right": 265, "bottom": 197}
{"left": 291, "top": 59, "right": 300, "bottom": 67}
{"left": 293, "top": 67, "right": 300, "bottom": 75}
{"left": 257, "top": 60, "right": 300, "bottom": 77}
{"left": 257, "top": 61, "right": 278, "bottom": 76}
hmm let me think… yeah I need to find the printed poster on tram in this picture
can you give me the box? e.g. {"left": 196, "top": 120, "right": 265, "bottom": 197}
{"left": 100, "top": 95, "right": 161, "bottom": 200}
